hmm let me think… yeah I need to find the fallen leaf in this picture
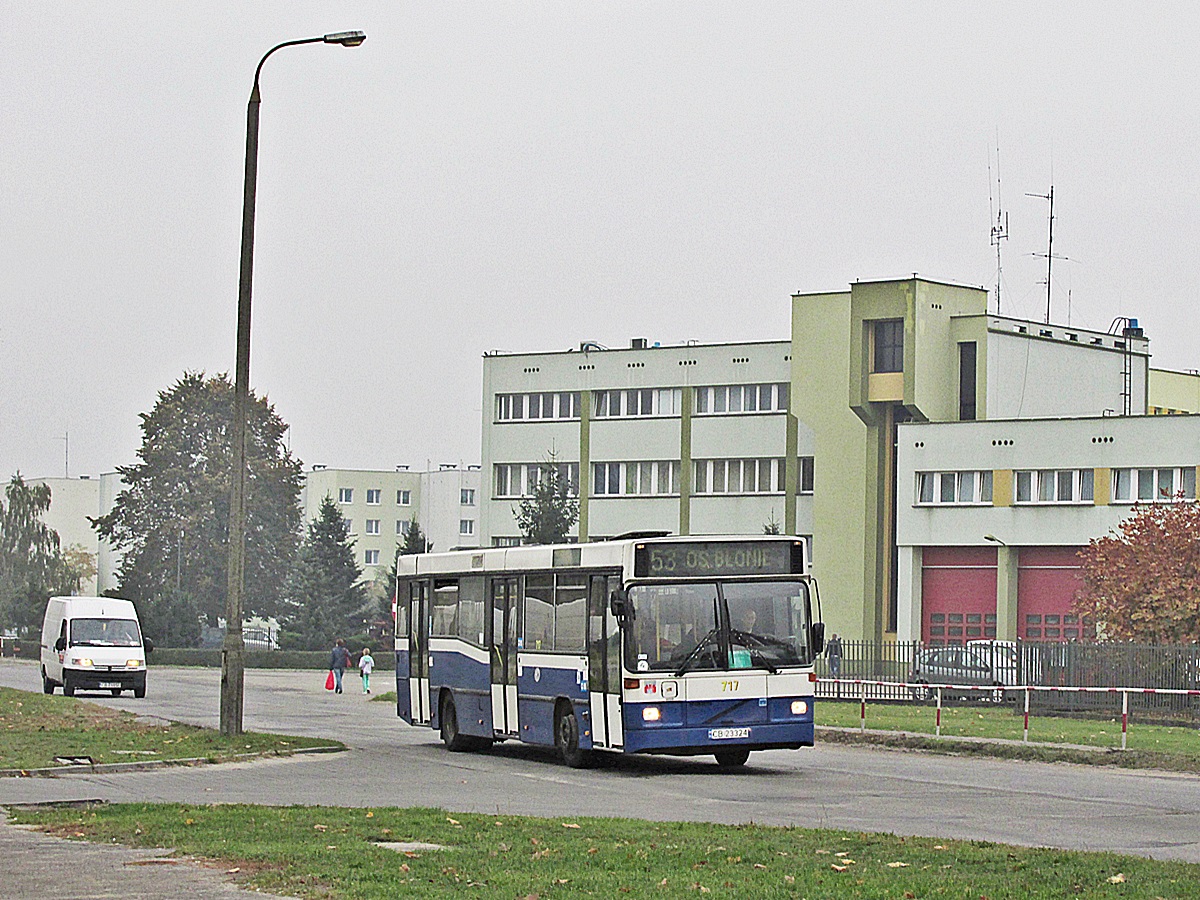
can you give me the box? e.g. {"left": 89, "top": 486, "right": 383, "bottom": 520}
{"left": 400, "top": 864, "right": 409, "bottom": 873}
{"left": 887, "top": 862, "right": 910, "bottom": 868}
{"left": 365, "top": 811, "right": 374, "bottom": 818}
{"left": 226, "top": 867, "right": 240, "bottom": 874}
{"left": 815, "top": 849, "right": 831, "bottom": 855}
{"left": 447, "top": 818, "right": 460, "bottom": 825}
{"left": 835, "top": 851, "right": 851, "bottom": 857}
{"left": 562, "top": 822, "right": 581, "bottom": 829}
{"left": 753, "top": 863, "right": 767, "bottom": 870}
{"left": 832, "top": 864, "right": 848, "bottom": 872}
{"left": 933, "top": 844, "right": 946, "bottom": 850}
{"left": 313, "top": 824, "right": 327, "bottom": 832}
{"left": 1109, "top": 873, "right": 1126, "bottom": 884}
{"left": 784, "top": 875, "right": 795, "bottom": 884}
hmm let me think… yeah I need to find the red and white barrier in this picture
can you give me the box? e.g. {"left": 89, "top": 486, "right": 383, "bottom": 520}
{"left": 821, "top": 678, "right": 1200, "bottom": 750}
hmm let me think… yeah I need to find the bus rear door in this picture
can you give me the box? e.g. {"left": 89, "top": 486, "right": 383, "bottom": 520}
{"left": 395, "top": 586, "right": 412, "bottom": 722}
{"left": 490, "top": 576, "right": 520, "bottom": 735}
{"left": 409, "top": 580, "right": 431, "bottom": 725}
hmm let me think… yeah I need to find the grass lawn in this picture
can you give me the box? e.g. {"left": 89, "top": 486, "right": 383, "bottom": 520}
{"left": 0, "top": 687, "right": 339, "bottom": 771}
{"left": 9, "top": 802, "right": 1199, "bottom": 899}
{"left": 369, "top": 690, "right": 396, "bottom": 704}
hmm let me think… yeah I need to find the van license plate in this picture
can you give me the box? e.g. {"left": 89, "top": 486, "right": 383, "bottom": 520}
{"left": 99, "top": 682, "right": 121, "bottom": 688}
{"left": 709, "top": 727, "right": 750, "bottom": 740}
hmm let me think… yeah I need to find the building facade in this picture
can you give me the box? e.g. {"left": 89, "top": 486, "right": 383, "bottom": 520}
{"left": 480, "top": 339, "right": 813, "bottom": 547}
{"left": 300, "top": 465, "right": 482, "bottom": 582}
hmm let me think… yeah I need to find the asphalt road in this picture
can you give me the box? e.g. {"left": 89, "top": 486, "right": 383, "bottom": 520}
{"left": 4, "top": 658, "right": 1200, "bottom": 863}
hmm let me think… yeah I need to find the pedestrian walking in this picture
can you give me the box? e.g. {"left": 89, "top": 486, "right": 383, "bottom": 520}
{"left": 358, "top": 647, "right": 375, "bottom": 694}
{"left": 329, "top": 638, "right": 352, "bottom": 694}
{"left": 827, "top": 633, "right": 843, "bottom": 678}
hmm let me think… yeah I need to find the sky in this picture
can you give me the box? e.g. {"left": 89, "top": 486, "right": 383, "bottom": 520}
{"left": 3, "top": 4, "right": 1198, "bottom": 482}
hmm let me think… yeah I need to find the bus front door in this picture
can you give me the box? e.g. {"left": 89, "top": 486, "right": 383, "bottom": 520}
{"left": 588, "top": 574, "right": 624, "bottom": 749}
{"left": 409, "top": 580, "right": 431, "bottom": 725}
{"left": 490, "top": 576, "right": 520, "bottom": 736}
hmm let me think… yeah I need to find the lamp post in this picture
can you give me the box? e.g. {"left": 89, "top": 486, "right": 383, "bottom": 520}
{"left": 221, "top": 31, "right": 366, "bottom": 737}
{"left": 983, "top": 534, "right": 1007, "bottom": 547}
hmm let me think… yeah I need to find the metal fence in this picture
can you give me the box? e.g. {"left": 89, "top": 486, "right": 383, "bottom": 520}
{"left": 815, "top": 640, "right": 1200, "bottom": 721}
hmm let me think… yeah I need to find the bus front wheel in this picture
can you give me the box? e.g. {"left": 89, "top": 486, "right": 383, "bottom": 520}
{"left": 714, "top": 748, "right": 751, "bottom": 768}
{"left": 555, "top": 703, "right": 591, "bottom": 769}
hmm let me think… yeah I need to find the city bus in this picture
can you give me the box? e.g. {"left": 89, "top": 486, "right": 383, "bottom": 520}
{"left": 394, "top": 534, "right": 824, "bottom": 768}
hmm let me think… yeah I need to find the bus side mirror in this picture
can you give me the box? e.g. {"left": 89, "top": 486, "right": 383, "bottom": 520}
{"left": 610, "top": 589, "right": 632, "bottom": 625}
{"left": 55, "top": 636, "right": 66, "bottom": 652}
{"left": 811, "top": 622, "right": 825, "bottom": 655}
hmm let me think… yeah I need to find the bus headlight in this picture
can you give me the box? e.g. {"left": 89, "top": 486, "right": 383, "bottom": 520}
{"left": 791, "top": 700, "right": 808, "bottom": 715}
{"left": 642, "top": 706, "right": 661, "bottom": 722}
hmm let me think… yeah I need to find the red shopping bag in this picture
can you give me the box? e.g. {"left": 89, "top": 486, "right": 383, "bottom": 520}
{"left": 325, "top": 670, "right": 335, "bottom": 691}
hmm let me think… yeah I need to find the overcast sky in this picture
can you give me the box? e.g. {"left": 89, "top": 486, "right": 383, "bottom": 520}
{"left": 3, "top": 4, "right": 1197, "bottom": 481}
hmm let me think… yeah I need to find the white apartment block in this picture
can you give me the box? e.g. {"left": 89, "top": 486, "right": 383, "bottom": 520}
{"left": 480, "top": 339, "right": 814, "bottom": 547}
{"left": 301, "top": 465, "right": 482, "bottom": 581}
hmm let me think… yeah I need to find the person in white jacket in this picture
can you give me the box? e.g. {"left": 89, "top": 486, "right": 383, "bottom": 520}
{"left": 358, "top": 647, "right": 375, "bottom": 694}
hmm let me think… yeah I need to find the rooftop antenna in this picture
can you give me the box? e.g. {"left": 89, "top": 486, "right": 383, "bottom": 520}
{"left": 1026, "top": 183, "right": 1068, "bottom": 324}
{"left": 988, "top": 140, "right": 1009, "bottom": 314}
{"left": 57, "top": 430, "right": 69, "bottom": 478}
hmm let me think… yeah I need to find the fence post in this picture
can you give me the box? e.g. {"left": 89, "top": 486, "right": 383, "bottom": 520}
{"left": 1023, "top": 687, "right": 1030, "bottom": 743}
{"left": 1121, "top": 690, "right": 1129, "bottom": 751}
{"left": 860, "top": 681, "right": 866, "bottom": 732}
{"left": 936, "top": 687, "right": 942, "bottom": 737}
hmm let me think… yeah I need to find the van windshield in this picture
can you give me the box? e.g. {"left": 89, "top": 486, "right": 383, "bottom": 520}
{"left": 70, "top": 618, "right": 141, "bottom": 647}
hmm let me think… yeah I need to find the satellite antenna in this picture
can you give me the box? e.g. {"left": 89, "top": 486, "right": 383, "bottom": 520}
{"left": 988, "top": 141, "right": 1008, "bottom": 314}
{"left": 1026, "top": 183, "right": 1069, "bottom": 323}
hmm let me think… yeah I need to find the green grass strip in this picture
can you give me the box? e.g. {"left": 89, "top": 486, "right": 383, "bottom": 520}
{"left": 8, "top": 802, "right": 1199, "bottom": 899}
{"left": 0, "top": 687, "right": 338, "bottom": 771}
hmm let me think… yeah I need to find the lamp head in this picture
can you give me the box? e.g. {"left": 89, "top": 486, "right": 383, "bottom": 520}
{"left": 324, "top": 31, "right": 366, "bottom": 47}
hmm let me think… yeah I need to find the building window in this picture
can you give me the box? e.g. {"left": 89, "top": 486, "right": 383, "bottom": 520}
{"left": 497, "top": 391, "right": 581, "bottom": 421}
{"left": 593, "top": 388, "right": 681, "bottom": 418}
{"left": 344, "top": 518, "right": 354, "bottom": 534}
{"left": 915, "top": 471, "right": 993, "bottom": 506}
{"left": 365, "top": 549, "right": 380, "bottom": 566}
{"left": 873, "top": 319, "right": 904, "bottom": 373}
{"left": 396, "top": 520, "right": 406, "bottom": 535}
{"left": 460, "top": 519, "right": 475, "bottom": 536}
{"left": 365, "top": 519, "right": 380, "bottom": 535}
{"left": 1015, "top": 470, "right": 1095, "bottom": 505}
{"left": 593, "top": 462, "right": 622, "bottom": 496}
{"left": 959, "top": 341, "right": 977, "bottom": 421}
{"left": 338, "top": 487, "right": 353, "bottom": 504}
{"left": 495, "top": 464, "right": 521, "bottom": 498}
{"left": 693, "top": 459, "right": 783, "bottom": 495}
{"left": 366, "top": 488, "right": 381, "bottom": 505}
{"left": 493, "top": 536, "right": 522, "bottom": 547}
{"left": 694, "top": 383, "right": 788, "bottom": 416}
{"left": 461, "top": 488, "right": 476, "bottom": 506}
{"left": 798, "top": 456, "right": 814, "bottom": 494}
{"left": 1112, "top": 467, "right": 1197, "bottom": 503}
{"left": 396, "top": 490, "right": 411, "bottom": 506}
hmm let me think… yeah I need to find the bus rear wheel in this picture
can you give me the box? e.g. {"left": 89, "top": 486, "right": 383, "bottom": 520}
{"left": 714, "top": 748, "right": 751, "bottom": 768}
{"left": 556, "top": 703, "right": 591, "bottom": 769}
{"left": 440, "top": 693, "right": 472, "bottom": 751}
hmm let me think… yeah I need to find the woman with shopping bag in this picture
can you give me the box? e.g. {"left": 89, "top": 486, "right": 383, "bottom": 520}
{"left": 328, "top": 638, "right": 352, "bottom": 694}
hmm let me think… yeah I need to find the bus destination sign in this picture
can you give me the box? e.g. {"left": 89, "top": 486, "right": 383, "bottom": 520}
{"left": 634, "top": 540, "right": 800, "bottom": 578}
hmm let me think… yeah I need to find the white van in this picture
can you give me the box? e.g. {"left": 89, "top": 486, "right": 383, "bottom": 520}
{"left": 40, "top": 596, "right": 152, "bottom": 698}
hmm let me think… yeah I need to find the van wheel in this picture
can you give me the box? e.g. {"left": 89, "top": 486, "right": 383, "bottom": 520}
{"left": 42, "top": 669, "right": 54, "bottom": 694}
{"left": 715, "top": 748, "right": 751, "bottom": 768}
{"left": 63, "top": 675, "right": 76, "bottom": 697}
{"left": 134, "top": 681, "right": 146, "bottom": 699}
{"left": 556, "top": 702, "right": 591, "bottom": 768}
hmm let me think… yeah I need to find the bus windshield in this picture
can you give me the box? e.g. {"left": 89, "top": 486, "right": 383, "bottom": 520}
{"left": 624, "top": 581, "right": 812, "bottom": 674}
{"left": 70, "top": 617, "right": 141, "bottom": 647}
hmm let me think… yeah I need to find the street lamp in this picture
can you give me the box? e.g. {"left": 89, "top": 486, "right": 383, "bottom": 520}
{"left": 983, "top": 534, "right": 1007, "bottom": 547}
{"left": 221, "top": 31, "right": 366, "bottom": 737}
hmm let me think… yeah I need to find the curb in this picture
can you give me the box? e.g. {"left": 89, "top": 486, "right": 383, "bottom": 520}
{"left": 0, "top": 743, "right": 344, "bottom": 779}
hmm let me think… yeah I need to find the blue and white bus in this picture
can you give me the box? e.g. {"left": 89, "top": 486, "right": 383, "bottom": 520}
{"left": 395, "top": 534, "right": 824, "bottom": 768}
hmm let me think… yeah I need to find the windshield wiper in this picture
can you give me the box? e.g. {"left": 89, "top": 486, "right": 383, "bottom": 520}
{"left": 674, "top": 627, "right": 720, "bottom": 676}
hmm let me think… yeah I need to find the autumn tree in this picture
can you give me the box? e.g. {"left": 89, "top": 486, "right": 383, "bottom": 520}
{"left": 0, "top": 474, "right": 79, "bottom": 635}
{"left": 1073, "top": 499, "right": 1200, "bottom": 643}
{"left": 283, "top": 495, "right": 365, "bottom": 649}
{"left": 515, "top": 456, "right": 579, "bottom": 545}
{"left": 92, "top": 373, "right": 303, "bottom": 645}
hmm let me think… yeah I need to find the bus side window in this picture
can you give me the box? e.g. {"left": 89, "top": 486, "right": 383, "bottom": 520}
{"left": 524, "top": 574, "right": 553, "bottom": 651}
{"left": 432, "top": 579, "right": 459, "bottom": 636}
{"left": 457, "top": 576, "right": 486, "bottom": 646}
{"left": 395, "top": 583, "right": 410, "bottom": 638}
{"left": 553, "top": 575, "right": 587, "bottom": 652}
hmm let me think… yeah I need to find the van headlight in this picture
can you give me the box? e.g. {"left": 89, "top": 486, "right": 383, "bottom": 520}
{"left": 791, "top": 700, "right": 808, "bottom": 715}
{"left": 642, "top": 707, "right": 661, "bottom": 722}
{"left": 126, "top": 659, "right": 143, "bottom": 668}
{"left": 71, "top": 658, "right": 94, "bottom": 667}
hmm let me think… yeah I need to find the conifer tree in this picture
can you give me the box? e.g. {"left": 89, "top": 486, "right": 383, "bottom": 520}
{"left": 515, "top": 455, "right": 579, "bottom": 545}
{"left": 285, "top": 495, "right": 365, "bottom": 648}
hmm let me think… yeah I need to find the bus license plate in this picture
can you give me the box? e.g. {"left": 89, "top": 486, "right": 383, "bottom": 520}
{"left": 709, "top": 727, "right": 750, "bottom": 740}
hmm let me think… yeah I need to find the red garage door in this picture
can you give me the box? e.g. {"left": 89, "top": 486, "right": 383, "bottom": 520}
{"left": 1018, "top": 547, "right": 1084, "bottom": 641}
{"left": 921, "top": 547, "right": 997, "bottom": 645}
